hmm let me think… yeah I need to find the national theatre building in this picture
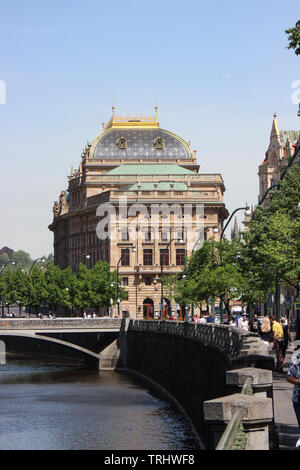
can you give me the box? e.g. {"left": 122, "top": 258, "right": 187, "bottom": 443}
{"left": 49, "top": 107, "right": 229, "bottom": 318}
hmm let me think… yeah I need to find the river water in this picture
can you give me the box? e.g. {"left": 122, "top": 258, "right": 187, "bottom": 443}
{"left": 0, "top": 356, "right": 198, "bottom": 450}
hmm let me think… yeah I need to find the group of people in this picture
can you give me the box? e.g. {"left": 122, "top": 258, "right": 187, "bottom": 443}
{"left": 38, "top": 312, "right": 56, "bottom": 319}
{"left": 232, "top": 311, "right": 300, "bottom": 447}
{"left": 230, "top": 313, "right": 291, "bottom": 372}
{"left": 82, "top": 311, "right": 98, "bottom": 318}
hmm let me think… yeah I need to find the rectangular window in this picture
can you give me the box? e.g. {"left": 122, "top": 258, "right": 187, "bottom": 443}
{"left": 144, "top": 230, "right": 152, "bottom": 242}
{"left": 143, "top": 249, "right": 153, "bottom": 266}
{"left": 122, "top": 277, "right": 128, "bottom": 286}
{"left": 121, "top": 249, "right": 130, "bottom": 266}
{"left": 145, "top": 276, "right": 152, "bottom": 286}
{"left": 161, "top": 231, "right": 169, "bottom": 241}
{"left": 120, "top": 230, "right": 129, "bottom": 241}
{"left": 176, "top": 249, "right": 185, "bottom": 266}
{"left": 160, "top": 249, "right": 169, "bottom": 266}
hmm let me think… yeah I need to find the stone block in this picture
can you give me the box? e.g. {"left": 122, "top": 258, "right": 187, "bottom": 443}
{"left": 204, "top": 393, "right": 272, "bottom": 422}
{"left": 204, "top": 393, "right": 273, "bottom": 450}
{"left": 226, "top": 367, "right": 272, "bottom": 387}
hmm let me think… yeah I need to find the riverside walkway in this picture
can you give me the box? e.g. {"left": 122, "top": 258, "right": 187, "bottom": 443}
{"left": 272, "top": 348, "right": 300, "bottom": 450}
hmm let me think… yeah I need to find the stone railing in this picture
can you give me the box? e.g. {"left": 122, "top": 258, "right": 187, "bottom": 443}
{"left": 0, "top": 318, "right": 123, "bottom": 330}
{"left": 128, "top": 320, "right": 269, "bottom": 359}
{"left": 204, "top": 368, "right": 274, "bottom": 450}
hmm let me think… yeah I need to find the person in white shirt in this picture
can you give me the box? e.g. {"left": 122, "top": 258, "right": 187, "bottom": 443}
{"left": 240, "top": 315, "right": 249, "bottom": 331}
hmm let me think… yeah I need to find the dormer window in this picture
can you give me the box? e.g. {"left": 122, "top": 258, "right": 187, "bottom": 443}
{"left": 117, "top": 137, "right": 127, "bottom": 149}
{"left": 154, "top": 136, "right": 164, "bottom": 149}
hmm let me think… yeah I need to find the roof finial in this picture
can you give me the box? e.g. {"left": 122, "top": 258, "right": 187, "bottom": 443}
{"left": 273, "top": 112, "right": 277, "bottom": 119}
{"left": 112, "top": 104, "right": 115, "bottom": 121}
{"left": 155, "top": 104, "right": 158, "bottom": 122}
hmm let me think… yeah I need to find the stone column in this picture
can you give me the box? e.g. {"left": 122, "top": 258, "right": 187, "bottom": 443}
{"left": 203, "top": 393, "right": 273, "bottom": 450}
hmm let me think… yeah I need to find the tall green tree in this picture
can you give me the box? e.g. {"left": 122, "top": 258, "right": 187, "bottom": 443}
{"left": 178, "top": 239, "right": 247, "bottom": 316}
{"left": 243, "top": 166, "right": 300, "bottom": 297}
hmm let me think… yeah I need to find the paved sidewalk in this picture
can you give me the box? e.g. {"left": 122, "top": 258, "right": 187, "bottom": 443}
{"left": 272, "top": 349, "right": 300, "bottom": 450}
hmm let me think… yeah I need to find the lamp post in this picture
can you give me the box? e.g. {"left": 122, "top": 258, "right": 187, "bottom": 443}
{"left": 160, "top": 238, "right": 183, "bottom": 320}
{"left": 0, "top": 260, "right": 16, "bottom": 276}
{"left": 29, "top": 258, "right": 45, "bottom": 275}
{"left": 116, "top": 246, "right": 136, "bottom": 318}
{"left": 220, "top": 206, "right": 251, "bottom": 240}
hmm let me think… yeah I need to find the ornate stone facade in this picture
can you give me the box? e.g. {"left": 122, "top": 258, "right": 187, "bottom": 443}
{"left": 258, "top": 113, "right": 299, "bottom": 207}
{"left": 49, "top": 107, "right": 229, "bottom": 318}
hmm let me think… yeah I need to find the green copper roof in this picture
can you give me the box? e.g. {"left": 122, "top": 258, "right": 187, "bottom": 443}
{"left": 127, "top": 182, "right": 187, "bottom": 191}
{"left": 106, "top": 164, "right": 195, "bottom": 176}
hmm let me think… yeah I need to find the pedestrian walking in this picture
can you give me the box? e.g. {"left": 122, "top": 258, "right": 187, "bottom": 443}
{"left": 249, "top": 313, "right": 261, "bottom": 334}
{"left": 270, "top": 315, "right": 284, "bottom": 372}
{"left": 259, "top": 316, "right": 272, "bottom": 345}
{"left": 240, "top": 315, "right": 249, "bottom": 331}
{"left": 229, "top": 317, "right": 237, "bottom": 327}
{"left": 286, "top": 336, "right": 300, "bottom": 448}
{"left": 281, "top": 316, "right": 292, "bottom": 363}
{"left": 206, "top": 313, "right": 215, "bottom": 324}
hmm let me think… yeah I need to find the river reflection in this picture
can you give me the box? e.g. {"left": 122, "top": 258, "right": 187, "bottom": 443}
{"left": 0, "top": 356, "right": 198, "bottom": 450}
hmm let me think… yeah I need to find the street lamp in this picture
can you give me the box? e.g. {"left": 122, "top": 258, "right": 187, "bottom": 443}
{"left": 0, "top": 261, "right": 16, "bottom": 276}
{"left": 220, "top": 206, "right": 250, "bottom": 240}
{"left": 29, "top": 258, "right": 45, "bottom": 274}
{"left": 116, "top": 246, "right": 136, "bottom": 318}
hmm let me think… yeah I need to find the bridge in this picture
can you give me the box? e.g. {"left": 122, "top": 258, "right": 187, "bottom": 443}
{"left": 0, "top": 318, "right": 123, "bottom": 369}
{"left": 0, "top": 318, "right": 278, "bottom": 450}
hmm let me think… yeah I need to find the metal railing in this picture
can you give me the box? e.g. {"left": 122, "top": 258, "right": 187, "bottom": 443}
{"left": 216, "top": 377, "right": 253, "bottom": 450}
{"left": 128, "top": 320, "right": 255, "bottom": 358}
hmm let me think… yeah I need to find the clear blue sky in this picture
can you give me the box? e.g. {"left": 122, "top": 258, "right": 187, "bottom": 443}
{"left": 0, "top": 0, "right": 299, "bottom": 258}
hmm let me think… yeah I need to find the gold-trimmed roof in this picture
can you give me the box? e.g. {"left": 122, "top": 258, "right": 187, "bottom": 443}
{"left": 103, "top": 105, "right": 159, "bottom": 130}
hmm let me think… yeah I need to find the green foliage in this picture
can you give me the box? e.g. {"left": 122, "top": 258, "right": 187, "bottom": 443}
{"left": 12, "top": 251, "right": 32, "bottom": 271}
{"left": 286, "top": 20, "right": 300, "bottom": 55}
{"left": 177, "top": 239, "right": 247, "bottom": 314}
{"left": 242, "top": 165, "right": 300, "bottom": 297}
{"left": 0, "top": 259, "right": 121, "bottom": 314}
{"left": 0, "top": 253, "right": 9, "bottom": 266}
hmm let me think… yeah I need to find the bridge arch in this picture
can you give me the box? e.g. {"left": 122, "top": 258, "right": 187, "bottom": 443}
{"left": 0, "top": 332, "right": 100, "bottom": 367}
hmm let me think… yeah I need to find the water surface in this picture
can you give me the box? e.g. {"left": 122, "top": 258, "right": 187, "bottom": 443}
{"left": 0, "top": 356, "right": 198, "bottom": 450}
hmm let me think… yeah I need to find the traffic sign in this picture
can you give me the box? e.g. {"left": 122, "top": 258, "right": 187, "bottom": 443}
{"left": 295, "top": 303, "right": 300, "bottom": 310}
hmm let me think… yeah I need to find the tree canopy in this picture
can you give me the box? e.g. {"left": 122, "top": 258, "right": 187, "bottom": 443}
{"left": 286, "top": 20, "right": 300, "bottom": 55}
{"left": 0, "top": 260, "right": 124, "bottom": 316}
